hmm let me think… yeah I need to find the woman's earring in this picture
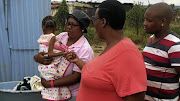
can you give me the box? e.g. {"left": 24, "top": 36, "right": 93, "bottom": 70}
{"left": 82, "top": 30, "right": 84, "bottom": 32}
{"left": 161, "top": 24, "right": 164, "bottom": 27}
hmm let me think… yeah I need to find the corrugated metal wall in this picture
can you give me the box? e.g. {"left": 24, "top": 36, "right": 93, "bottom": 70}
{"left": 0, "top": 0, "right": 51, "bottom": 82}
{"left": 0, "top": 0, "right": 12, "bottom": 82}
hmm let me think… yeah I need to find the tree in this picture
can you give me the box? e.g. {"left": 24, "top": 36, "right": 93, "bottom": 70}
{"left": 126, "top": 4, "right": 145, "bottom": 35}
{"left": 177, "top": 8, "right": 180, "bottom": 14}
{"left": 170, "top": 4, "right": 175, "bottom": 10}
{"left": 54, "top": 0, "right": 69, "bottom": 34}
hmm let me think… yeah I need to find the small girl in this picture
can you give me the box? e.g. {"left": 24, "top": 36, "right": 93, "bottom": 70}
{"left": 37, "top": 16, "right": 71, "bottom": 101}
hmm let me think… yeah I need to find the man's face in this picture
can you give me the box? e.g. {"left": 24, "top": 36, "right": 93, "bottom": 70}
{"left": 144, "top": 10, "right": 162, "bottom": 34}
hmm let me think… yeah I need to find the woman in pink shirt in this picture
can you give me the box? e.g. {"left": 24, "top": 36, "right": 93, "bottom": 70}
{"left": 65, "top": 0, "right": 147, "bottom": 101}
{"left": 34, "top": 10, "right": 94, "bottom": 101}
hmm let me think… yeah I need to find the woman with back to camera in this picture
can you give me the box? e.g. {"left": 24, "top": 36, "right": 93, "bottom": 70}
{"left": 65, "top": 0, "right": 147, "bottom": 101}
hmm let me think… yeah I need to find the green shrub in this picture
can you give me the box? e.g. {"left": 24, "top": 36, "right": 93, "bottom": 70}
{"left": 85, "top": 27, "right": 150, "bottom": 48}
{"left": 85, "top": 27, "right": 102, "bottom": 44}
{"left": 125, "top": 4, "right": 145, "bottom": 35}
{"left": 176, "top": 19, "right": 180, "bottom": 24}
{"left": 55, "top": 30, "right": 61, "bottom": 36}
{"left": 54, "top": 0, "right": 69, "bottom": 33}
{"left": 124, "top": 27, "right": 150, "bottom": 48}
{"left": 170, "top": 24, "right": 180, "bottom": 36}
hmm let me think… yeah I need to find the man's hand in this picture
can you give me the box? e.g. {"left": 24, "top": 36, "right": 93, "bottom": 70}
{"left": 123, "top": 91, "right": 145, "bottom": 101}
{"left": 34, "top": 52, "right": 53, "bottom": 65}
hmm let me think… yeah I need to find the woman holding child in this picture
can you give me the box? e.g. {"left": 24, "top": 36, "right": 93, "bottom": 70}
{"left": 34, "top": 10, "right": 94, "bottom": 101}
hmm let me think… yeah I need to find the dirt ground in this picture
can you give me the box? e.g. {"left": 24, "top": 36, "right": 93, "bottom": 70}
{"left": 91, "top": 42, "right": 106, "bottom": 57}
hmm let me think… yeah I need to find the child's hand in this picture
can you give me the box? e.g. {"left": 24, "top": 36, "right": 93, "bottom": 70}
{"left": 59, "top": 43, "right": 68, "bottom": 52}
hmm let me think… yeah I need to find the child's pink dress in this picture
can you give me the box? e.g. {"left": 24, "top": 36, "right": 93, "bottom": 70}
{"left": 37, "top": 33, "right": 71, "bottom": 101}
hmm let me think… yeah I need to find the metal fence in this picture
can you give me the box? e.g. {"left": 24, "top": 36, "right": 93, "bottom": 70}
{"left": 0, "top": 0, "right": 51, "bottom": 82}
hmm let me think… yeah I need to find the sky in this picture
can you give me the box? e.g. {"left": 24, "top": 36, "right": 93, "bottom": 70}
{"left": 52, "top": 0, "right": 180, "bottom": 6}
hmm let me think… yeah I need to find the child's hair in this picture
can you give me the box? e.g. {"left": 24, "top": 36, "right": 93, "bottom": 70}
{"left": 42, "top": 15, "right": 57, "bottom": 30}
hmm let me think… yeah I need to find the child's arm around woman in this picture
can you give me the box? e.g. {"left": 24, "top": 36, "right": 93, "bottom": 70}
{"left": 48, "top": 36, "right": 64, "bottom": 58}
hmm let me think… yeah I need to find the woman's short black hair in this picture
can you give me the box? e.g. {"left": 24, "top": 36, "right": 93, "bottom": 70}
{"left": 98, "top": 0, "right": 126, "bottom": 30}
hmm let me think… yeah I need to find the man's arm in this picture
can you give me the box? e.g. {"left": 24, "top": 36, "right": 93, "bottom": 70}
{"left": 123, "top": 92, "right": 145, "bottom": 101}
{"left": 175, "top": 67, "right": 180, "bottom": 75}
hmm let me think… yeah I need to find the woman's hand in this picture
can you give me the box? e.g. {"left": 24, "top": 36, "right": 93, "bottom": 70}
{"left": 34, "top": 52, "right": 53, "bottom": 65}
{"left": 41, "top": 77, "right": 50, "bottom": 88}
{"left": 64, "top": 50, "right": 86, "bottom": 70}
{"left": 64, "top": 51, "right": 80, "bottom": 63}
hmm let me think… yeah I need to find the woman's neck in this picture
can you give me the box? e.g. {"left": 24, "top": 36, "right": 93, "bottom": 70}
{"left": 67, "top": 35, "right": 82, "bottom": 46}
{"left": 100, "top": 30, "right": 126, "bottom": 56}
{"left": 106, "top": 30, "right": 126, "bottom": 46}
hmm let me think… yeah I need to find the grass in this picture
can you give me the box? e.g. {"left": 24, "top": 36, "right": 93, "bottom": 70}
{"left": 170, "top": 24, "right": 180, "bottom": 36}
{"left": 94, "top": 49, "right": 103, "bottom": 53}
{"left": 83, "top": 23, "right": 180, "bottom": 56}
{"left": 94, "top": 46, "right": 102, "bottom": 48}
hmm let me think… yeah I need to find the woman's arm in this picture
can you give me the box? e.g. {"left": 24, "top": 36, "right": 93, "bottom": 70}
{"left": 41, "top": 71, "right": 81, "bottom": 88}
{"left": 64, "top": 51, "right": 86, "bottom": 70}
{"left": 41, "top": 50, "right": 90, "bottom": 87}
{"left": 34, "top": 52, "right": 53, "bottom": 65}
{"left": 48, "top": 36, "right": 63, "bottom": 57}
{"left": 41, "top": 51, "right": 82, "bottom": 87}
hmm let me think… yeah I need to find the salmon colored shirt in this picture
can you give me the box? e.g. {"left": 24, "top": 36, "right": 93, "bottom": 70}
{"left": 76, "top": 38, "right": 147, "bottom": 101}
